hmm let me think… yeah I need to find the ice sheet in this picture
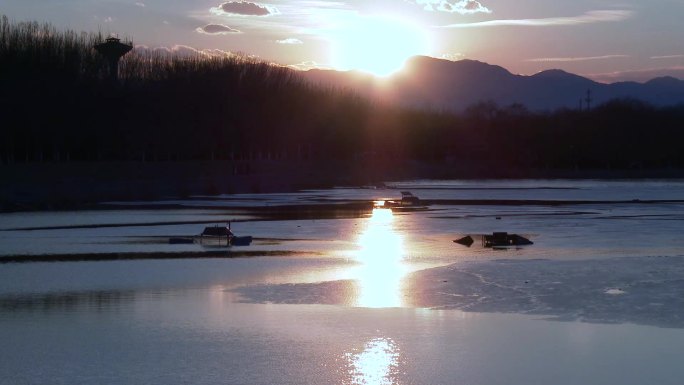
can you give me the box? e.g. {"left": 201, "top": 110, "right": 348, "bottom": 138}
{"left": 235, "top": 256, "right": 684, "bottom": 328}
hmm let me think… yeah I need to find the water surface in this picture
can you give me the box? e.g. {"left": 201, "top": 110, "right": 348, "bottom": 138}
{"left": 2, "top": 179, "right": 684, "bottom": 384}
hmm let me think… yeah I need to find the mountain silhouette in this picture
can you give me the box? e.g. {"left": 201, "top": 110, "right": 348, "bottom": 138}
{"left": 302, "top": 56, "right": 684, "bottom": 111}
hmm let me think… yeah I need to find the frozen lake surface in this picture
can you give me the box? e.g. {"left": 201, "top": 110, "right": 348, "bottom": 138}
{"left": 1, "top": 180, "right": 684, "bottom": 384}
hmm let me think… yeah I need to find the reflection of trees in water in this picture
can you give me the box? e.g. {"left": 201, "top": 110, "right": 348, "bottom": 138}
{"left": 0, "top": 290, "right": 136, "bottom": 312}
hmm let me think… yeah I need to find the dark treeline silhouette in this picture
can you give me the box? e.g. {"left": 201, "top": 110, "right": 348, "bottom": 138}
{"left": 2, "top": 16, "right": 684, "bottom": 176}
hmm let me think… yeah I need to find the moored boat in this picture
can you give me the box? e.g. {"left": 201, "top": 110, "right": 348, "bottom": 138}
{"left": 199, "top": 223, "right": 253, "bottom": 246}
{"left": 381, "top": 191, "right": 421, "bottom": 208}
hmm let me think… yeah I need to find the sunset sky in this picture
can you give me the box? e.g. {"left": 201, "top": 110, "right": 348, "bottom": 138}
{"left": 2, "top": 0, "right": 684, "bottom": 81}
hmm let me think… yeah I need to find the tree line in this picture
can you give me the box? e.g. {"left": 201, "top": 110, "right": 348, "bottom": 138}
{"left": 2, "top": 16, "right": 684, "bottom": 173}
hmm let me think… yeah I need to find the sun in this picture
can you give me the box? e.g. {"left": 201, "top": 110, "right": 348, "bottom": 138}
{"left": 330, "top": 15, "right": 428, "bottom": 77}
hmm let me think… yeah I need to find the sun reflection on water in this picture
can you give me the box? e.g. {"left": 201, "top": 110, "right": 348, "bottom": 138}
{"left": 353, "top": 208, "right": 407, "bottom": 308}
{"left": 346, "top": 338, "right": 400, "bottom": 385}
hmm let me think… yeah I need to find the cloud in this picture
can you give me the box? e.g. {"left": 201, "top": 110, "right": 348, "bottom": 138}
{"left": 441, "top": 10, "right": 633, "bottom": 28}
{"left": 135, "top": 2, "right": 145, "bottom": 7}
{"left": 210, "top": 1, "right": 278, "bottom": 17}
{"left": 651, "top": 54, "right": 684, "bottom": 60}
{"left": 288, "top": 60, "right": 332, "bottom": 71}
{"left": 526, "top": 54, "right": 628, "bottom": 63}
{"left": 588, "top": 67, "right": 684, "bottom": 83}
{"left": 276, "top": 38, "right": 303, "bottom": 45}
{"left": 133, "top": 44, "right": 235, "bottom": 59}
{"left": 415, "top": 0, "right": 491, "bottom": 14}
{"left": 134, "top": 44, "right": 204, "bottom": 58}
{"left": 438, "top": 53, "right": 465, "bottom": 61}
{"left": 196, "top": 24, "right": 241, "bottom": 34}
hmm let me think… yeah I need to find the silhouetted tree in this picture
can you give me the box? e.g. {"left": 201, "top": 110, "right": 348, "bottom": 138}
{"left": 2, "top": 16, "right": 684, "bottom": 176}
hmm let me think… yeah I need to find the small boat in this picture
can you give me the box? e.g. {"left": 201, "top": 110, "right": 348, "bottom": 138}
{"left": 199, "top": 223, "right": 253, "bottom": 246}
{"left": 382, "top": 191, "right": 421, "bottom": 208}
{"left": 399, "top": 191, "right": 420, "bottom": 206}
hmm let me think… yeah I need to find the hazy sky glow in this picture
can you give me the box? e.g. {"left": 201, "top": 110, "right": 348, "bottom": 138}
{"left": 2, "top": 0, "right": 684, "bottom": 81}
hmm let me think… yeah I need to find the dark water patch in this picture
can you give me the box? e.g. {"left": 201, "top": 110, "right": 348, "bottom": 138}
{"left": 422, "top": 199, "right": 684, "bottom": 206}
{"left": 250, "top": 201, "right": 373, "bottom": 211}
{"left": 597, "top": 214, "right": 684, "bottom": 220}
{"left": 174, "top": 196, "right": 274, "bottom": 202}
{"left": 252, "top": 237, "right": 320, "bottom": 242}
{"left": 118, "top": 236, "right": 314, "bottom": 245}
{"left": 0, "top": 290, "right": 136, "bottom": 312}
{"left": 250, "top": 203, "right": 374, "bottom": 221}
{"left": 97, "top": 203, "right": 215, "bottom": 211}
{"left": 2, "top": 202, "right": 373, "bottom": 231}
{"left": 99, "top": 202, "right": 375, "bottom": 221}
{"left": 386, "top": 186, "right": 582, "bottom": 191}
{"left": 441, "top": 213, "right": 684, "bottom": 221}
{"left": 0, "top": 250, "right": 321, "bottom": 264}
{"left": 431, "top": 211, "right": 598, "bottom": 219}
{"left": 1, "top": 204, "right": 372, "bottom": 231}
{"left": 1, "top": 218, "right": 253, "bottom": 232}
{"left": 233, "top": 280, "right": 356, "bottom": 306}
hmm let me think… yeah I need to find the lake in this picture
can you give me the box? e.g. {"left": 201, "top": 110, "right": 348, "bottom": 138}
{"left": 2, "top": 179, "right": 684, "bottom": 384}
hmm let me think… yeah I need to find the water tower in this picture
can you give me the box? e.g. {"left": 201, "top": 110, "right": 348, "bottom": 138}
{"left": 94, "top": 37, "right": 133, "bottom": 82}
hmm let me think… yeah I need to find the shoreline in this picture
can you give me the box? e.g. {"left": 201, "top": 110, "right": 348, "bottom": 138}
{"left": 2, "top": 160, "right": 684, "bottom": 213}
{"left": 2, "top": 198, "right": 683, "bottom": 231}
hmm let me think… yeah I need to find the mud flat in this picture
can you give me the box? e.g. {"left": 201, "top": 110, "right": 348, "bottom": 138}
{"left": 0, "top": 250, "right": 319, "bottom": 263}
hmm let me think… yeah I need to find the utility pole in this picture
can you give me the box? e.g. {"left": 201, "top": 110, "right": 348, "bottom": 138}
{"left": 585, "top": 89, "right": 593, "bottom": 111}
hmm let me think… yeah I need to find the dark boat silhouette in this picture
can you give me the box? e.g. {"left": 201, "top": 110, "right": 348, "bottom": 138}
{"left": 200, "top": 223, "right": 253, "bottom": 246}
{"left": 454, "top": 233, "right": 533, "bottom": 248}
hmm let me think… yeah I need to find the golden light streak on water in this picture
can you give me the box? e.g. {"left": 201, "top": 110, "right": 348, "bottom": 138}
{"left": 353, "top": 208, "right": 408, "bottom": 308}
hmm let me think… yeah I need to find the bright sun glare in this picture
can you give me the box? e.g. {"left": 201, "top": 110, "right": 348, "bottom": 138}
{"left": 354, "top": 208, "right": 407, "bottom": 308}
{"left": 331, "top": 15, "right": 427, "bottom": 77}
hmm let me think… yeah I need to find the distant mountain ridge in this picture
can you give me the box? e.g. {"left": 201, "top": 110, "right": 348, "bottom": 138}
{"left": 301, "top": 56, "right": 684, "bottom": 111}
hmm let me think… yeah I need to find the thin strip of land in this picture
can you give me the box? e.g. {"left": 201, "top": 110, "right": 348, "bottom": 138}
{"left": 0, "top": 250, "right": 322, "bottom": 263}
